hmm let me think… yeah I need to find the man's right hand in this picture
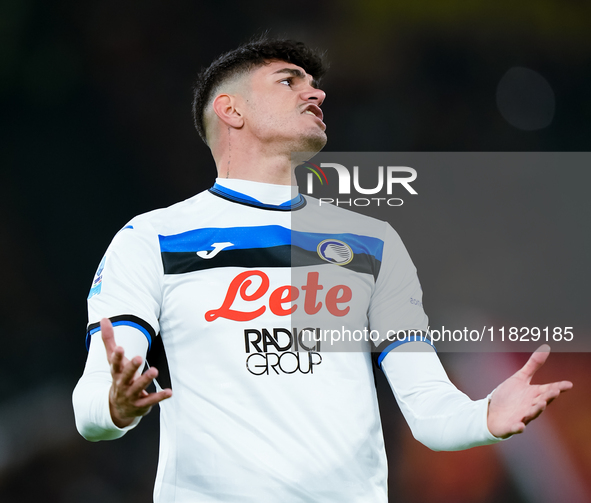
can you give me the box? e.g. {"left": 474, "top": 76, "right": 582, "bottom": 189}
{"left": 100, "top": 318, "right": 173, "bottom": 428}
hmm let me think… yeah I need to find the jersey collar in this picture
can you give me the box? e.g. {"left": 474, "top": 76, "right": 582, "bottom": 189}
{"left": 209, "top": 181, "right": 306, "bottom": 211}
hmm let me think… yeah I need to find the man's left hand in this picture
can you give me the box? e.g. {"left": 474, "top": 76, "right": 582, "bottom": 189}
{"left": 487, "top": 344, "right": 573, "bottom": 439}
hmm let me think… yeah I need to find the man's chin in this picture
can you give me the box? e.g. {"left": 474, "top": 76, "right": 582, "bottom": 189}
{"left": 283, "top": 129, "right": 327, "bottom": 164}
{"left": 299, "top": 130, "right": 327, "bottom": 154}
{"left": 289, "top": 136, "right": 327, "bottom": 165}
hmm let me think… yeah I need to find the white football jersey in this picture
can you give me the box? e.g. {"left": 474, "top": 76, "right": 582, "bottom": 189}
{"left": 86, "top": 179, "right": 434, "bottom": 502}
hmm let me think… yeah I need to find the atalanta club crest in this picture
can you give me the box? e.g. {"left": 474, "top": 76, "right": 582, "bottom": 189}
{"left": 317, "top": 239, "right": 354, "bottom": 266}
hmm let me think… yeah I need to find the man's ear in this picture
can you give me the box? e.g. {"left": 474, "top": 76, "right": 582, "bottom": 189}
{"left": 212, "top": 94, "right": 244, "bottom": 129}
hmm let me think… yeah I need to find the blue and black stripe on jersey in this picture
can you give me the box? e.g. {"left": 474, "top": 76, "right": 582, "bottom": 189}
{"left": 86, "top": 315, "right": 156, "bottom": 351}
{"left": 372, "top": 331, "right": 434, "bottom": 369}
{"left": 158, "top": 225, "right": 384, "bottom": 279}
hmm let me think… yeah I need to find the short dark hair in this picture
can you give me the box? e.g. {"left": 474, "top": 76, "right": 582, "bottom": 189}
{"left": 192, "top": 36, "right": 327, "bottom": 144}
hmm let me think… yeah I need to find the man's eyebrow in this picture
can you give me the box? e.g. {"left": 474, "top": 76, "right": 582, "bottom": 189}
{"left": 272, "top": 68, "right": 318, "bottom": 88}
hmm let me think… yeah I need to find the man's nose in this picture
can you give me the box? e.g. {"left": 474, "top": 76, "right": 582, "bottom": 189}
{"left": 301, "top": 87, "right": 326, "bottom": 106}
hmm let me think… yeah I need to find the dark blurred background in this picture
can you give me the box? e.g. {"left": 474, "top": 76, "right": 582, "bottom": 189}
{"left": 1, "top": 0, "right": 590, "bottom": 502}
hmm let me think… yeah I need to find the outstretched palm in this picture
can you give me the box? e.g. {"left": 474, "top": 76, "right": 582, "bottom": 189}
{"left": 487, "top": 344, "right": 573, "bottom": 439}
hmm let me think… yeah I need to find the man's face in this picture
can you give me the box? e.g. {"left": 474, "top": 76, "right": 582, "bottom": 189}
{"left": 240, "top": 60, "right": 327, "bottom": 153}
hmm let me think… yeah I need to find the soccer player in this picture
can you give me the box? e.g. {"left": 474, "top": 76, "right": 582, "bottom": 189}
{"left": 73, "top": 38, "right": 572, "bottom": 502}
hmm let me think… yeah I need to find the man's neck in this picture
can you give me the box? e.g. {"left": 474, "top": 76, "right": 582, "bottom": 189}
{"left": 216, "top": 153, "right": 295, "bottom": 185}
{"left": 213, "top": 132, "right": 305, "bottom": 185}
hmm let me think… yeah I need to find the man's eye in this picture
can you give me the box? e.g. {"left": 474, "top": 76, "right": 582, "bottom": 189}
{"left": 280, "top": 78, "right": 292, "bottom": 86}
